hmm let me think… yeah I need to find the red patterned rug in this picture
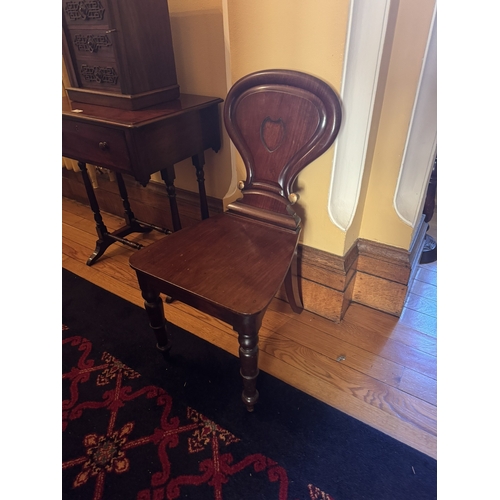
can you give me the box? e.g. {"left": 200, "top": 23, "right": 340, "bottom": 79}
{"left": 62, "top": 269, "right": 436, "bottom": 500}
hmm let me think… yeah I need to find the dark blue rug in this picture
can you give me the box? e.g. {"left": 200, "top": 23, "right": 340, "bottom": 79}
{"left": 62, "top": 268, "right": 437, "bottom": 500}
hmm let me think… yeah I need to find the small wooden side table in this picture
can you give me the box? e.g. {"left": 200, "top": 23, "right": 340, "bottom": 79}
{"left": 62, "top": 94, "right": 223, "bottom": 265}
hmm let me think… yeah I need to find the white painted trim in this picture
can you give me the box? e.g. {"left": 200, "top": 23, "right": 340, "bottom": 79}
{"left": 394, "top": 6, "right": 437, "bottom": 227}
{"left": 328, "top": 0, "right": 392, "bottom": 232}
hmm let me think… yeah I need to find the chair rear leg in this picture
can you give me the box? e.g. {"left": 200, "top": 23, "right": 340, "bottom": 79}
{"left": 284, "top": 248, "right": 303, "bottom": 313}
{"left": 142, "top": 288, "right": 171, "bottom": 352}
{"left": 236, "top": 322, "right": 260, "bottom": 412}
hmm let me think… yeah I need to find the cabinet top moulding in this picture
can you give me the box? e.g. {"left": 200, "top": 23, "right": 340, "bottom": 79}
{"left": 62, "top": 0, "right": 180, "bottom": 110}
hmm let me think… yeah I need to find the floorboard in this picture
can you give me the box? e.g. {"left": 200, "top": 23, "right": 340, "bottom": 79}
{"left": 62, "top": 197, "right": 437, "bottom": 459}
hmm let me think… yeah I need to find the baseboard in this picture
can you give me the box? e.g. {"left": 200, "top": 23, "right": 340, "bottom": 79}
{"left": 278, "top": 216, "right": 428, "bottom": 321}
{"left": 276, "top": 244, "right": 357, "bottom": 322}
{"left": 63, "top": 168, "right": 427, "bottom": 321}
{"left": 348, "top": 216, "right": 427, "bottom": 318}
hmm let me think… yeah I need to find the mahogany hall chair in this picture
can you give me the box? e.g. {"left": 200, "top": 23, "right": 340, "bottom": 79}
{"left": 129, "top": 69, "right": 342, "bottom": 411}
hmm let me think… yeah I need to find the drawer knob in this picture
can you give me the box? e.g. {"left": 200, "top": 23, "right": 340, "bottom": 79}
{"left": 98, "top": 141, "right": 109, "bottom": 151}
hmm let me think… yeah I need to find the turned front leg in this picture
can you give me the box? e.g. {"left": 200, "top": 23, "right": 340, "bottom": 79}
{"left": 236, "top": 322, "right": 260, "bottom": 412}
{"left": 142, "top": 289, "right": 171, "bottom": 352}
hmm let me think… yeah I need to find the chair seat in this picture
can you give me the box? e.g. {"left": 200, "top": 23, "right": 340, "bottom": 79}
{"left": 129, "top": 213, "right": 299, "bottom": 319}
{"left": 129, "top": 70, "right": 342, "bottom": 411}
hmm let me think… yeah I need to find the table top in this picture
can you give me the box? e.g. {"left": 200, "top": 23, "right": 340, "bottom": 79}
{"left": 62, "top": 94, "right": 223, "bottom": 128}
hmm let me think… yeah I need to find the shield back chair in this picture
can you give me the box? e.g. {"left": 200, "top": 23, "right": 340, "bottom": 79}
{"left": 129, "top": 69, "right": 342, "bottom": 411}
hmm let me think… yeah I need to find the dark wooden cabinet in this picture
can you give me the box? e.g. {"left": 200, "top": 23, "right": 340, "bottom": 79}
{"left": 62, "top": 0, "right": 179, "bottom": 110}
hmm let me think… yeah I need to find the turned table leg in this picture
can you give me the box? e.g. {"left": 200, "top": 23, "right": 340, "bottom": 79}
{"left": 78, "top": 161, "right": 117, "bottom": 265}
{"left": 160, "top": 166, "right": 182, "bottom": 232}
{"left": 79, "top": 162, "right": 152, "bottom": 265}
{"left": 115, "top": 172, "right": 152, "bottom": 234}
{"left": 192, "top": 152, "right": 210, "bottom": 220}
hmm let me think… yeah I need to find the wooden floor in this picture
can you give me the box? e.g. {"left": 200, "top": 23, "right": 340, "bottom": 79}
{"left": 62, "top": 196, "right": 437, "bottom": 459}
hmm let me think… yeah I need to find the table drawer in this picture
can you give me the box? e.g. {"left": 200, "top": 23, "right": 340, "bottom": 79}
{"left": 62, "top": 120, "right": 131, "bottom": 171}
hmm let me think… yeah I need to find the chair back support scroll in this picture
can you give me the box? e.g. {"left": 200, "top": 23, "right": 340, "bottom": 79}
{"left": 224, "top": 70, "right": 342, "bottom": 229}
{"left": 129, "top": 70, "right": 342, "bottom": 412}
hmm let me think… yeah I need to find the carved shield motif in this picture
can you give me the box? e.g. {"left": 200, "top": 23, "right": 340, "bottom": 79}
{"left": 260, "top": 117, "right": 285, "bottom": 152}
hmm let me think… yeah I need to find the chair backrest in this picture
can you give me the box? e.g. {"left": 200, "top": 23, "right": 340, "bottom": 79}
{"left": 224, "top": 69, "right": 342, "bottom": 229}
